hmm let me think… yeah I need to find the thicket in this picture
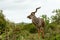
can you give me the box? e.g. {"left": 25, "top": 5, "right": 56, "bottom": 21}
{"left": 0, "top": 9, "right": 60, "bottom": 40}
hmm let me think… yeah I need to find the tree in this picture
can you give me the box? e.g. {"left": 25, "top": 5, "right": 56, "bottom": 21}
{"left": 0, "top": 10, "right": 6, "bottom": 35}
{"left": 41, "top": 15, "right": 49, "bottom": 25}
{"left": 52, "top": 9, "right": 60, "bottom": 24}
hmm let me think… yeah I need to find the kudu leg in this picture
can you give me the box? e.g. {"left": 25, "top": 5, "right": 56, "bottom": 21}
{"left": 37, "top": 29, "right": 40, "bottom": 39}
{"left": 40, "top": 28, "right": 44, "bottom": 39}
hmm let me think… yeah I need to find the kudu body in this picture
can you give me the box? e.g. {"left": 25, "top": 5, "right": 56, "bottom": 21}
{"left": 27, "top": 7, "right": 45, "bottom": 39}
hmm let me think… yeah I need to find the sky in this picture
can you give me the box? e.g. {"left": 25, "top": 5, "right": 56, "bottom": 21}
{"left": 0, "top": 0, "right": 60, "bottom": 23}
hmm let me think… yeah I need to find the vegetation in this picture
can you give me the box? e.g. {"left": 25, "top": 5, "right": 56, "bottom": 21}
{"left": 0, "top": 9, "right": 60, "bottom": 40}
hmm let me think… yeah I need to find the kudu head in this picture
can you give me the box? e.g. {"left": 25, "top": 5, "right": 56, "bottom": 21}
{"left": 27, "top": 7, "right": 41, "bottom": 19}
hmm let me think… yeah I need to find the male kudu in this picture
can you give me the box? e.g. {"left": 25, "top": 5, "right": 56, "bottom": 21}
{"left": 27, "top": 7, "right": 45, "bottom": 39}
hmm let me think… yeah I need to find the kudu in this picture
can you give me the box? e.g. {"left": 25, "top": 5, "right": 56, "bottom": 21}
{"left": 27, "top": 7, "right": 45, "bottom": 39}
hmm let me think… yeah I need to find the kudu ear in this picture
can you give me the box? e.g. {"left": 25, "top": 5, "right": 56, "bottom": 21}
{"left": 31, "top": 12, "right": 35, "bottom": 15}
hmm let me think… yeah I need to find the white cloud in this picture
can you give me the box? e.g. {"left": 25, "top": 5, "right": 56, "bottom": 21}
{"left": 0, "top": 0, "right": 60, "bottom": 23}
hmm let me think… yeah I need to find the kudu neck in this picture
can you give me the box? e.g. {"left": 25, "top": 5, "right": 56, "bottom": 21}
{"left": 31, "top": 15, "right": 37, "bottom": 20}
